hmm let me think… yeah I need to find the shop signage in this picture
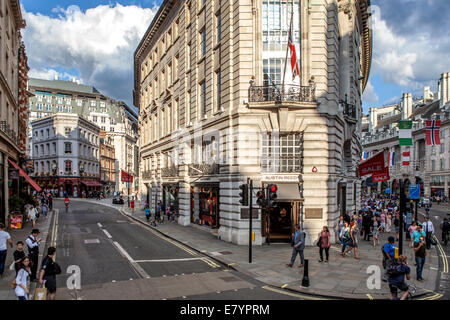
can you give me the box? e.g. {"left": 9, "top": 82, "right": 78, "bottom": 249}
{"left": 261, "top": 174, "right": 299, "bottom": 182}
{"left": 305, "top": 208, "right": 323, "bottom": 219}
{"left": 240, "top": 208, "right": 259, "bottom": 219}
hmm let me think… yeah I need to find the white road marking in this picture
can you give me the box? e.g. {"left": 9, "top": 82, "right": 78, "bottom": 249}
{"left": 84, "top": 239, "right": 100, "bottom": 244}
{"left": 102, "top": 229, "right": 113, "bottom": 239}
{"left": 112, "top": 241, "right": 150, "bottom": 278}
{"left": 134, "top": 257, "right": 206, "bottom": 263}
{"left": 97, "top": 223, "right": 103, "bottom": 228}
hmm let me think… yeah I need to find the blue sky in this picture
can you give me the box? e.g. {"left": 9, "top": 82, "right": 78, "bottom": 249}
{"left": 20, "top": 0, "right": 449, "bottom": 114}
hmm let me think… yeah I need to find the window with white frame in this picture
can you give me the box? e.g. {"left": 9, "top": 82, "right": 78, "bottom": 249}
{"left": 261, "top": 132, "right": 303, "bottom": 173}
{"left": 65, "top": 160, "right": 72, "bottom": 174}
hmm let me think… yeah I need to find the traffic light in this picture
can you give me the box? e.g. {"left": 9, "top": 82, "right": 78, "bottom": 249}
{"left": 256, "top": 190, "right": 264, "bottom": 207}
{"left": 267, "top": 184, "right": 277, "bottom": 208}
{"left": 239, "top": 183, "right": 249, "bottom": 206}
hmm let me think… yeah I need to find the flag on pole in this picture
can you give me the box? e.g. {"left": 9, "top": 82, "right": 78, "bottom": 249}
{"left": 388, "top": 151, "right": 395, "bottom": 166}
{"left": 288, "top": 19, "right": 300, "bottom": 80}
{"left": 399, "top": 120, "right": 413, "bottom": 146}
{"left": 361, "top": 152, "right": 368, "bottom": 163}
{"left": 426, "top": 120, "right": 441, "bottom": 145}
{"left": 358, "top": 152, "right": 385, "bottom": 177}
{"left": 402, "top": 151, "right": 410, "bottom": 166}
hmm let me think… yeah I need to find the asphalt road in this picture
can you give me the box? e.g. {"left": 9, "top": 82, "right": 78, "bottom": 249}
{"left": 48, "top": 199, "right": 310, "bottom": 301}
{"left": 417, "top": 204, "right": 450, "bottom": 299}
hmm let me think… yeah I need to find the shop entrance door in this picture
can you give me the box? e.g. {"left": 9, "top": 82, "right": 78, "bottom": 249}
{"left": 268, "top": 202, "right": 292, "bottom": 242}
{"left": 65, "top": 184, "right": 72, "bottom": 196}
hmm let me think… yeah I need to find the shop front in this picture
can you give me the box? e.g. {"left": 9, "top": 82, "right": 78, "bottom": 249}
{"left": 80, "top": 179, "right": 102, "bottom": 197}
{"left": 58, "top": 178, "right": 79, "bottom": 197}
{"left": 431, "top": 188, "right": 444, "bottom": 197}
{"left": 163, "top": 183, "right": 179, "bottom": 219}
{"left": 262, "top": 183, "right": 302, "bottom": 243}
{"left": 191, "top": 184, "right": 220, "bottom": 228}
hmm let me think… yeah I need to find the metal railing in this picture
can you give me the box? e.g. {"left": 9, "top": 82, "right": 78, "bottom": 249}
{"left": 188, "top": 163, "right": 220, "bottom": 176}
{"left": 0, "top": 121, "right": 18, "bottom": 144}
{"left": 248, "top": 81, "right": 316, "bottom": 103}
{"left": 161, "top": 165, "right": 179, "bottom": 177}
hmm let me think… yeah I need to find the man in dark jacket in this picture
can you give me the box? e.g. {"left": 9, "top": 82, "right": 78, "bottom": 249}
{"left": 363, "top": 212, "right": 372, "bottom": 241}
{"left": 287, "top": 225, "right": 305, "bottom": 268}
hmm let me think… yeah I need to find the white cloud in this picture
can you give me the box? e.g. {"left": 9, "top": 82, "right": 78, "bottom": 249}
{"left": 371, "top": 7, "right": 449, "bottom": 89}
{"left": 362, "top": 81, "right": 379, "bottom": 104}
{"left": 22, "top": 4, "right": 159, "bottom": 106}
{"left": 28, "top": 68, "right": 80, "bottom": 82}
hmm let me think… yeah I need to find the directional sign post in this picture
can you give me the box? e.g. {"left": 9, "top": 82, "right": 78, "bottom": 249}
{"left": 409, "top": 184, "right": 420, "bottom": 200}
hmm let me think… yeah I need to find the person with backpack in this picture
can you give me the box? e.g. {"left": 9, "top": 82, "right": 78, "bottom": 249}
{"left": 387, "top": 255, "right": 411, "bottom": 300}
{"left": 38, "top": 247, "right": 61, "bottom": 300}
{"left": 382, "top": 236, "right": 397, "bottom": 282}
{"left": 14, "top": 256, "right": 31, "bottom": 300}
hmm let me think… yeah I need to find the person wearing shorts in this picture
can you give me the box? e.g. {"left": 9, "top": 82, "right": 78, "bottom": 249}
{"left": 39, "top": 247, "right": 59, "bottom": 300}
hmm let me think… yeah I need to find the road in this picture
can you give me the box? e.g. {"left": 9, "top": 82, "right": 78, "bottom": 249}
{"left": 47, "top": 199, "right": 313, "bottom": 301}
{"left": 417, "top": 204, "right": 450, "bottom": 299}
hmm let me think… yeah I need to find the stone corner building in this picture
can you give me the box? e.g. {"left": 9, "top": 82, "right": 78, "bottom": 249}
{"left": 135, "top": 0, "right": 372, "bottom": 245}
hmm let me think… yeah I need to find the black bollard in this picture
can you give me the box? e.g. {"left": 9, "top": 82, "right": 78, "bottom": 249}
{"left": 301, "top": 259, "right": 310, "bottom": 287}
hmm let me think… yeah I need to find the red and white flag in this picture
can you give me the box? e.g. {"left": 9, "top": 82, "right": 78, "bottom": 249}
{"left": 426, "top": 120, "right": 441, "bottom": 145}
{"left": 288, "top": 19, "right": 300, "bottom": 80}
{"left": 402, "top": 151, "right": 410, "bottom": 166}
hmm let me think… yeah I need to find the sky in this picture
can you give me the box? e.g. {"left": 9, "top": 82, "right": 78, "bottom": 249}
{"left": 20, "top": 0, "right": 450, "bottom": 115}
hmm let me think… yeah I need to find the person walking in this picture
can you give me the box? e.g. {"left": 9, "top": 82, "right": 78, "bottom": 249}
{"left": 335, "top": 216, "right": 345, "bottom": 244}
{"left": 440, "top": 218, "right": 449, "bottom": 246}
{"left": 287, "top": 224, "right": 305, "bottom": 268}
{"left": 343, "top": 222, "right": 360, "bottom": 259}
{"left": 318, "top": 226, "right": 331, "bottom": 263}
{"left": 13, "top": 241, "right": 26, "bottom": 275}
{"left": 422, "top": 217, "right": 435, "bottom": 250}
{"left": 48, "top": 194, "right": 53, "bottom": 211}
{"left": 0, "top": 223, "right": 13, "bottom": 277}
{"left": 363, "top": 211, "right": 372, "bottom": 241}
{"left": 39, "top": 247, "right": 60, "bottom": 300}
{"left": 412, "top": 224, "right": 426, "bottom": 244}
{"left": 14, "top": 256, "right": 31, "bottom": 300}
{"left": 28, "top": 205, "right": 38, "bottom": 228}
{"left": 382, "top": 236, "right": 397, "bottom": 282}
{"left": 388, "top": 255, "right": 411, "bottom": 300}
{"left": 340, "top": 222, "right": 351, "bottom": 256}
{"left": 414, "top": 236, "right": 426, "bottom": 282}
{"left": 145, "top": 206, "right": 151, "bottom": 221}
{"left": 408, "top": 221, "right": 418, "bottom": 248}
{"left": 371, "top": 216, "right": 381, "bottom": 246}
{"left": 26, "top": 229, "right": 42, "bottom": 282}
{"left": 386, "top": 212, "right": 392, "bottom": 233}
{"left": 394, "top": 212, "right": 400, "bottom": 241}
{"left": 41, "top": 202, "right": 48, "bottom": 218}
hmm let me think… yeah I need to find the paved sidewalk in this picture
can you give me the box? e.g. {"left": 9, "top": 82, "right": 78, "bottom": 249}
{"left": 73, "top": 198, "right": 442, "bottom": 300}
{"left": 0, "top": 209, "right": 53, "bottom": 300}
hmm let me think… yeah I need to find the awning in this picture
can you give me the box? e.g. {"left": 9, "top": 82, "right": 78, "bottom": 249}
{"left": 276, "top": 183, "right": 302, "bottom": 201}
{"left": 8, "top": 159, "right": 42, "bottom": 192}
{"left": 80, "top": 180, "right": 103, "bottom": 187}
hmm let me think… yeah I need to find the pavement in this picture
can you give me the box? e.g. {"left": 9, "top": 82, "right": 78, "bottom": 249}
{"left": 71, "top": 197, "right": 447, "bottom": 300}
{"left": 0, "top": 209, "right": 54, "bottom": 300}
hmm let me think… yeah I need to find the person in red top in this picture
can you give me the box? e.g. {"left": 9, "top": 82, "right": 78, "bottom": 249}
{"left": 64, "top": 197, "right": 70, "bottom": 213}
{"left": 318, "top": 226, "right": 331, "bottom": 262}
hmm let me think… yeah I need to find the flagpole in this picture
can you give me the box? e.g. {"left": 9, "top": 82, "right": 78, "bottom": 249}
{"left": 282, "top": 3, "right": 294, "bottom": 93}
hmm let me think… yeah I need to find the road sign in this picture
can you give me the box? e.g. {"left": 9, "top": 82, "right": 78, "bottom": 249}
{"left": 409, "top": 184, "right": 420, "bottom": 199}
{"left": 385, "top": 188, "right": 391, "bottom": 194}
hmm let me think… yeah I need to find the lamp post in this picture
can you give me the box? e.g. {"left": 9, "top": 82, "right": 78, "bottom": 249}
{"left": 127, "top": 162, "right": 131, "bottom": 207}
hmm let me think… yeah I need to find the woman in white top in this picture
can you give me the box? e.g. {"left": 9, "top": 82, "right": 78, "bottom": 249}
{"left": 28, "top": 206, "right": 38, "bottom": 228}
{"left": 15, "top": 256, "right": 31, "bottom": 300}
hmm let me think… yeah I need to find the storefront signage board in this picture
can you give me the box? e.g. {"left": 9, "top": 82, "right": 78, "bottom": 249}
{"left": 261, "top": 174, "right": 299, "bottom": 182}
{"left": 305, "top": 208, "right": 323, "bottom": 219}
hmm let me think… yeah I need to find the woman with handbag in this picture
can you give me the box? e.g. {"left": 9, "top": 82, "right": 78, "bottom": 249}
{"left": 15, "top": 256, "right": 31, "bottom": 300}
{"left": 318, "top": 226, "right": 331, "bottom": 262}
{"left": 343, "top": 223, "right": 360, "bottom": 259}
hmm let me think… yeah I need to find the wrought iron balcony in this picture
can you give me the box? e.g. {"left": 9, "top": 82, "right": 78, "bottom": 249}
{"left": 188, "top": 163, "right": 220, "bottom": 176}
{"left": 142, "top": 170, "right": 152, "bottom": 179}
{"left": 161, "top": 165, "right": 179, "bottom": 177}
{"left": 0, "top": 121, "right": 18, "bottom": 144}
{"left": 248, "top": 81, "right": 316, "bottom": 104}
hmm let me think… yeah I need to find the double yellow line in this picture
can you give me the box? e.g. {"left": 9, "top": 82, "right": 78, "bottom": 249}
{"left": 433, "top": 235, "right": 448, "bottom": 273}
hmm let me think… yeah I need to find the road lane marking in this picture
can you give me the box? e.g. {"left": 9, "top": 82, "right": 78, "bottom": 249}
{"left": 201, "top": 258, "right": 220, "bottom": 268}
{"left": 102, "top": 229, "right": 113, "bottom": 239}
{"left": 112, "top": 241, "right": 150, "bottom": 279}
{"left": 366, "top": 294, "right": 373, "bottom": 300}
{"left": 135, "top": 257, "right": 206, "bottom": 263}
{"left": 97, "top": 223, "right": 103, "bottom": 228}
{"left": 262, "top": 285, "right": 327, "bottom": 300}
{"left": 434, "top": 235, "right": 448, "bottom": 273}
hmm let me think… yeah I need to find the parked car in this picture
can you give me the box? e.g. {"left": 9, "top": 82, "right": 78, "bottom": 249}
{"left": 112, "top": 193, "right": 124, "bottom": 204}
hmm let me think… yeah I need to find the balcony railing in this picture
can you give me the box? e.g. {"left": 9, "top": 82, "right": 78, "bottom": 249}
{"left": 142, "top": 170, "right": 152, "bottom": 179}
{"left": 188, "top": 163, "right": 220, "bottom": 176}
{"left": 0, "top": 121, "right": 18, "bottom": 145}
{"left": 248, "top": 81, "right": 316, "bottom": 103}
{"left": 161, "top": 165, "right": 179, "bottom": 177}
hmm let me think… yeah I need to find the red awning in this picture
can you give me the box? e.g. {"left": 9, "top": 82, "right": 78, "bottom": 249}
{"left": 8, "top": 159, "right": 42, "bottom": 192}
{"left": 81, "top": 180, "right": 103, "bottom": 187}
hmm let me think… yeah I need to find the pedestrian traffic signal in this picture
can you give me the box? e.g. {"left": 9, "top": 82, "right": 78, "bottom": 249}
{"left": 256, "top": 190, "right": 264, "bottom": 207}
{"left": 239, "top": 183, "right": 249, "bottom": 206}
{"left": 267, "top": 184, "right": 277, "bottom": 208}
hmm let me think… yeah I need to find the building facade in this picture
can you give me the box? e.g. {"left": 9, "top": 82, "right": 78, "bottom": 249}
{"left": 100, "top": 130, "right": 117, "bottom": 196}
{"left": 27, "top": 78, "right": 139, "bottom": 196}
{"left": 0, "top": 0, "right": 27, "bottom": 224}
{"left": 362, "top": 72, "right": 450, "bottom": 198}
{"left": 30, "top": 114, "right": 102, "bottom": 197}
{"left": 135, "top": 0, "right": 372, "bottom": 245}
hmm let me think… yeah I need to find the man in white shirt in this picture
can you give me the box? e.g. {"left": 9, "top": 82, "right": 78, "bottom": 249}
{"left": 0, "top": 222, "right": 13, "bottom": 277}
{"left": 422, "top": 217, "right": 435, "bottom": 250}
{"left": 26, "top": 229, "right": 42, "bottom": 281}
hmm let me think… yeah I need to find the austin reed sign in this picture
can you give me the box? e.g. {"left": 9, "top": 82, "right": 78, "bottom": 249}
{"left": 358, "top": 152, "right": 385, "bottom": 177}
